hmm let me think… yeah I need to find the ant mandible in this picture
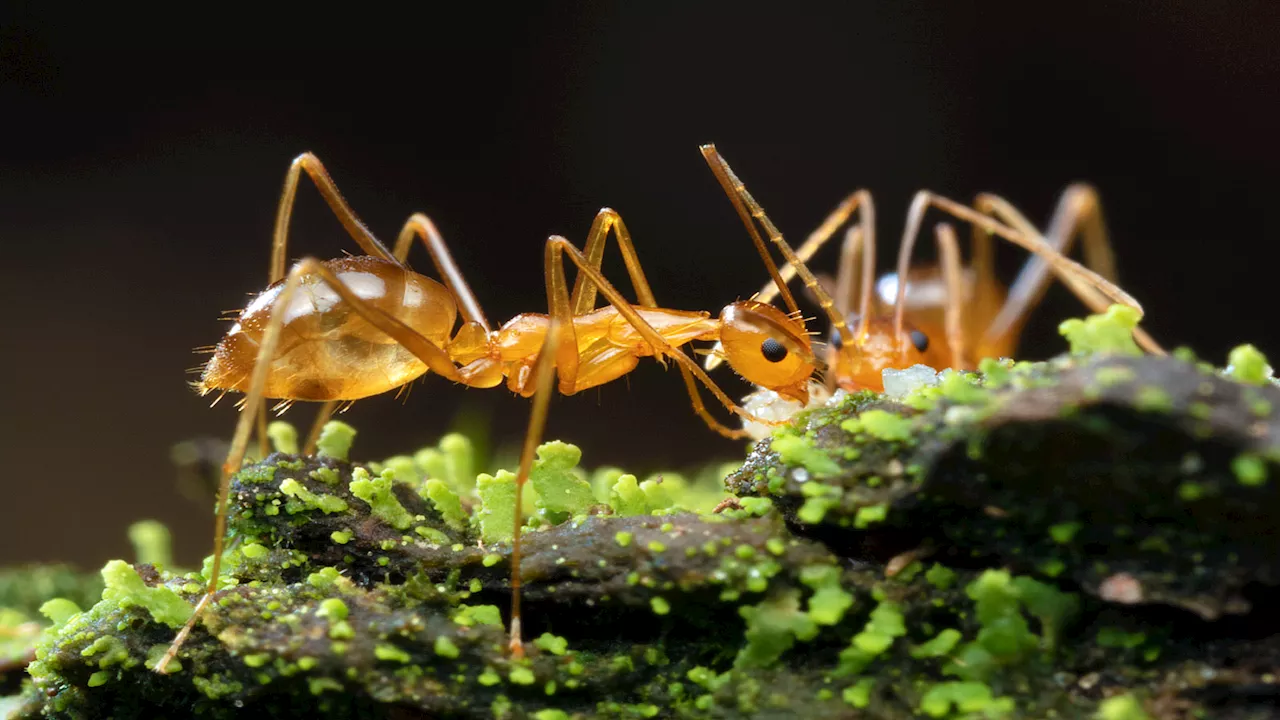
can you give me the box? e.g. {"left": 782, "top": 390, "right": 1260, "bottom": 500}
{"left": 156, "top": 145, "right": 839, "bottom": 672}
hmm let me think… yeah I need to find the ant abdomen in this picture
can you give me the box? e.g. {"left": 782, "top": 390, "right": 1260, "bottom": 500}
{"left": 199, "top": 256, "right": 458, "bottom": 401}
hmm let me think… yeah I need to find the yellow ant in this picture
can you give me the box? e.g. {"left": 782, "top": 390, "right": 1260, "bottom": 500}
{"left": 155, "top": 145, "right": 874, "bottom": 672}
{"left": 703, "top": 160, "right": 1164, "bottom": 396}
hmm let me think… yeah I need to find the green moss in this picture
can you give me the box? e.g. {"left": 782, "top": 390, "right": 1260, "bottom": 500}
{"left": 476, "top": 470, "right": 518, "bottom": 543}
{"left": 330, "top": 530, "right": 353, "bottom": 545}
{"left": 799, "top": 565, "right": 853, "bottom": 626}
{"left": 374, "top": 644, "right": 411, "bottom": 663}
{"left": 842, "top": 678, "right": 875, "bottom": 708}
{"left": 434, "top": 636, "right": 460, "bottom": 658}
{"left": 415, "top": 432, "right": 477, "bottom": 494}
{"left": 349, "top": 467, "right": 413, "bottom": 530}
{"left": 317, "top": 598, "right": 348, "bottom": 622}
{"left": 926, "top": 563, "right": 957, "bottom": 590}
{"left": 771, "top": 434, "right": 842, "bottom": 479}
{"left": 918, "top": 681, "right": 1015, "bottom": 718}
{"left": 650, "top": 597, "right": 671, "bottom": 615}
{"left": 911, "top": 628, "right": 963, "bottom": 659}
{"left": 1095, "top": 693, "right": 1152, "bottom": 720}
{"left": 1058, "top": 304, "right": 1144, "bottom": 357}
{"left": 837, "top": 599, "right": 906, "bottom": 675}
{"left": 1049, "top": 521, "right": 1082, "bottom": 544}
{"left": 266, "top": 421, "right": 299, "bottom": 455}
{"left": 530, "top": 441, "right": 595, "bottom": 517}
{"left": 797, "top": 497, "right": 836, "bottom": 524}
{"left": 736, "top": 590, "right": 819, "bottom": 669}
{"left": 280, "top": 478, "right": 349, "bottom": 515}
{"left": 1224, "top": 344, "right": 1273, "bottom": 385}
{"left": 423, "top": 479, "right": 468, "bottom": 531}
{"left": 1232, "top": 453, "right": 1268, "bottom": 486}
{"left": 241, "top": 543, "right": 268, "bottom": 559}
{"left": 853, "top": 503, "right": 888, "bottom": 529}
{"left": 101, "top": 560, "right": 191, "bottom": 629}
{"left": 1133, "top": 386, "right": 1173, "bottom": 413}
{"left": 533, "top": 632, "right": 568, "bottom": 656}
{"left": 615, "top": 531, "right": 634, "bottom": 548}
{"left": 126, "top": 520, "right": 173, "bottom": 569}
{"left": 315, "top": 420, "right": 357, "bottom": 461}
{"left": 841, "top": 409, "right": 915, "bottom": 442}
{"left": 38, "top": 598, "right": 82, "bottom": 627}
{"left": 452, "top": 604, "right": 502, "bottom": 627}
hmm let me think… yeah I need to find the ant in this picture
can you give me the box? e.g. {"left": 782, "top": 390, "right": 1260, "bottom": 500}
{"left": 156, "top": 145, "right": 860, "bottom": 672}
{"left": 704, "top": 169, "right": 1164, "bottom": 395}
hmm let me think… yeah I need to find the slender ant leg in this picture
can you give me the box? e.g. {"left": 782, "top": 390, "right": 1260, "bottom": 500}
{"left": 705, "top": 190, "right": 877, "bottom": 372}
{"left": 156, "top": 257, "right": 484, "bottom": 674}
{"left": 973, "top": 187, "right": 1160, "bottom": 354}
{"left": 890, "top": 191, "right": 1163, "bottom": 355}
{"left": 507, "top": 319, "right": 563, "bottom": 657}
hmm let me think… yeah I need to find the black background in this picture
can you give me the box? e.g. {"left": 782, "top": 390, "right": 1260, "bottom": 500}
{"left": 3, "top": 2, "right": 1277, "bottom": 567}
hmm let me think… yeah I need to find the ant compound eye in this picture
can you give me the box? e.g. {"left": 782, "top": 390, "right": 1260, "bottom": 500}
{"left": 909, "top": 329, "right": 929, "bottom": 353}
{"left": 760, "top": 337, "right": 789, "bottom": 363}
{"left": 829, "top": 328, "right": 843, "bottom": 351}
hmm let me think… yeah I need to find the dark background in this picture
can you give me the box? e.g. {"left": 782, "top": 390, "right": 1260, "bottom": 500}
{"left": 3, "top": 2, "right": 1277, "bottom": 568}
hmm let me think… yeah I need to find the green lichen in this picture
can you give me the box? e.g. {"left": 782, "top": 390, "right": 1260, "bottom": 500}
{"left": 1232, "top": 453, "right": 1268, "bottom": 486}
{"left": 126, "top": 520, "right": 172, "bottom": 569}
{"left": 841, "top": 409, "right": 915, "bottom": 442}
{"left": 280, "top": 478, "right": 349, "bottom": 515}
{"left": 918, "top": 681, "right": 1015, "bottom": 718}
{"left": 836, "top": 599, "right": 906, "bottom": 675}
{"left": 1224, "top": 344, "right": 1273, "bottom": 385}
{"left": 315, "top": 420, "right": 357, "bottom": 461}
{"left": 799, "top": 565, "right": 853, "bottom": 626}
{"left": 423, "top": 479, "right": 468, "bottom": 531}
{"left": 529, "top": 441, "right": 595, "bottom": 517}
{"left": 348, "top": 468, "right": 413, "bottom": 530}
{"left": 415, "top": 432, "right": 477, "bottom": 494}
{"left": 475, "top": 470, "right": 518, "bottom": 544}
{"left": 736, "top": 590, "right": 818, "bottom": 669}
{"left": 266, "top": 421, "right": 299, "bottom": 455}
{"left": 1058, "top": 304, "right": 1143, "bottom": 357}
{"left": 533, "top": 632, "right": 568, "bottom": 656}
{"left": 770, "top": 434, "right": 841, "bottom": 479}
{"left": 1095, "top": 693, "right": 1152, "bottom": 720}
{"left": 100, "top": 560, "right": 191, "bottom": 629}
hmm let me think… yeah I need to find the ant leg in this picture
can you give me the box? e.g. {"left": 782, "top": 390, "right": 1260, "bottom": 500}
{"left": 155, "top": 258, "right": 498, "bottom": 673}
{"left": 507, "top": 318, "right": 563, "bottom": 658}
{"left": 568, "top": 209, "right": 659, "bottom": 314}
{"left": 302, "top": 400, "right": 339, "bottom": 455}
{"left": 701, "top": 145, "right": 855, "bottom": 352}
{"left": 976, "top": 188, "right": 1160, "bottom": 353}
{"left": 704, "top": 190, "right": 876, "bottom": 371}
{"left": 392, "top": 213, "right": 492, "bottom": 331}
{"left": 255, "top": 403, "right": 270, "bottom": 459}
{"left": 554, "top": 210, "right": 758, "bottom": 437}
{"left": 268, "top": 153, "right": 400, "bottom": 283}
{"left": 545, "top": 236, "right": 768, "bottom": 439}
{"left": 891, "top": 191, "right": 1164, "bottom": 354}
{"left": 156, "top": 260, "right": 321, "bottom": 674}
{"left": 934, "top": 224, "right": 967, "bottom": 368}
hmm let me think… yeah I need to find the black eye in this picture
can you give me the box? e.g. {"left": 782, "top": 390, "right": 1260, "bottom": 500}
{"left": 909, "top": 330, "right": 929, "bottom": 352}
{"left": 761, "top": 337, "right": 788, "bottom": 363}
{"left": 829, "top": 327, "right": 843, "bottom": 350}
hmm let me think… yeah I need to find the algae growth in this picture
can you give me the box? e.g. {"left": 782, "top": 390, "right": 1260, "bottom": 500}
{"left": 6, "top": 307, "right": 1280, "bottom": 719}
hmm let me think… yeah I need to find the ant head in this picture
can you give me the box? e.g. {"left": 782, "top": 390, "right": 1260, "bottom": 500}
{"left": 827, "top": 314, "right": 934, "bottom": 392}
{"left": 718, "top": 300, "right": 816, "bottom": 404}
